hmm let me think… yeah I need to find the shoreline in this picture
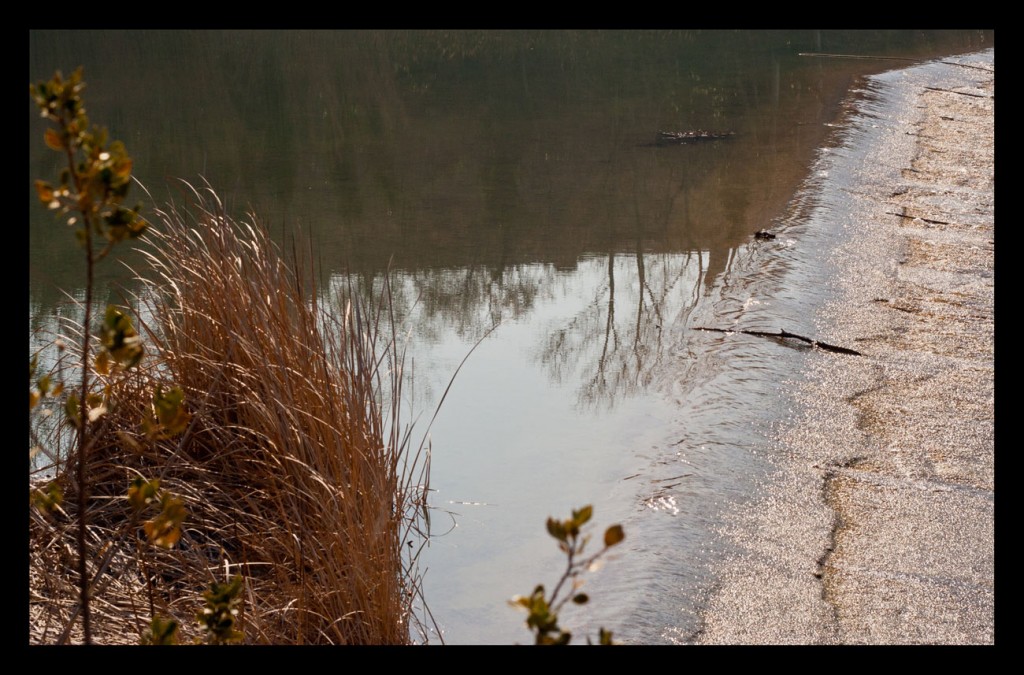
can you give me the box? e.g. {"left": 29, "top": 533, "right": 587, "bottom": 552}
{"left": 696, "top": 50, "right": 994, "bottom": 644}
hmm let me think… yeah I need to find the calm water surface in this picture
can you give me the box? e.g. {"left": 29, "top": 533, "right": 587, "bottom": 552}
{"left": 28, "top": 30, "right": 991, "bottom": 643}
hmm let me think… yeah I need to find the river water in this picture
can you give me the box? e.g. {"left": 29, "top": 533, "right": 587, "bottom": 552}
{"left": 28, "top": 30, "right": 992, "bottom": 644}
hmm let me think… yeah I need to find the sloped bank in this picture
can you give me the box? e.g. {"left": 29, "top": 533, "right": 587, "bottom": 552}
{"left": 696, "top": 50, "right": 994, "bottom": 644}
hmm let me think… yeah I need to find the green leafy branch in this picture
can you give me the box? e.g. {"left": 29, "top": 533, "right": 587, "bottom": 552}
{"left": 129, "top": 478, "right": 187, "bottom": 550}
{"left": 30, "top": 67, "right": 148, "bottom": 261}
{"left": 510, "top": 505, "right": 625, "bottom": 645}
{"left": 30, "top": 67, "right": 153, "bottom": 644}
{"left": 197, "top": 576, "right": 245, "bottom": 644}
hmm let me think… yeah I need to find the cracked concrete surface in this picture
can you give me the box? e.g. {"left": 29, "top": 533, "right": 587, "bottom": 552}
{"left": 696, "top": 51, "right": 993, "bottom": 645}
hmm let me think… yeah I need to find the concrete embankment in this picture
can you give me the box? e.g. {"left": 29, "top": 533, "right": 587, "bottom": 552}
{"left": 696, "top": 50, "right": 994, "bottom": 645}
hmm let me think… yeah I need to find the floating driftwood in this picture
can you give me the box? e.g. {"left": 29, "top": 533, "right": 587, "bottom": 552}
{"left": 641, "top": 130, "right": 735, "bottom": 147}
{"left": 694, "top": 326, "right": 863, "bottom": 356}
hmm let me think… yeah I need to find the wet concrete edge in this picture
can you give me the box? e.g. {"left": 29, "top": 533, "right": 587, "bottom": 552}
{"left": 694, "top": 50, "right": 994, "bottom": 645}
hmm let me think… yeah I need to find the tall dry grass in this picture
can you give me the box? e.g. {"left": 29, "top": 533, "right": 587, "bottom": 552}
{"left": 29, "top": 185, "right": 431, "bottom": 644}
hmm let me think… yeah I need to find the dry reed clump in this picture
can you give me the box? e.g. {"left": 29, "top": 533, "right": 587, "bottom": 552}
{"left": 29, "top": 188, "right": 431, "bottom": 644}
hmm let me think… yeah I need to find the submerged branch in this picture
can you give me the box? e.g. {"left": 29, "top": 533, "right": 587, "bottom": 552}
{"left": 886, "top": 211, "right": 956, "bottom": 227}
{"left": 694, "top": 326, "right": 863, "bottom": 356}
{"left": 924, "top": 86, "right": 993, "bottom": 98}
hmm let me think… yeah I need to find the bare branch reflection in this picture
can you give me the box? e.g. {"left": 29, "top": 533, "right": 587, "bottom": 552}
{"left": 536, "top": 251, "right": 707, "bottom": 410}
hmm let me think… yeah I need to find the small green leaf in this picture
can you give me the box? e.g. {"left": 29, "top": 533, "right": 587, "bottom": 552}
{"left": 35, "top": 180, "right": 55, "bottom": 204}
{"left": 86, "top": 392, "right": 107, "bottom": 422}
{"left": 44, "top": 127, "right": 65, "bottom": 151}
{"left": 141, "top": 616, "right": 179, "bottom": 645}
{"left": 65, "top": 393, "right": 81, "bottom": 427}
{"left": 509, "top": 595, "right": 531, "bottom": 609}
{"left": 94, "top": 350, "right": 111, "bottom": 375}
{"left": 100, "top": 305, "right": 144, "bottom": 370}
{"left": 146, "top": 385, "right": 191, "bottom": 439}
{"left": 572, "top": 505, "right": 593, "bottom": 527}
{"left": 31, "top": 481, "right": 63, "bottom": 516}
{"left": 603, "top": 524, "right": 625, "bottom": 547}
{"left": 143, "top": 493, "right": 186, "bottom": 548}
{"left": 546, "top": 517, "right": 566, "bottom": 542}
{"left": 128, "top": 477, "right": 160, "bottom": 511}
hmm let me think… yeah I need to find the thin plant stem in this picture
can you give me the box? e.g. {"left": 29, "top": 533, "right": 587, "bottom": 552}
{"left": 59, "top": 107, "right": 95, "bottom": 646}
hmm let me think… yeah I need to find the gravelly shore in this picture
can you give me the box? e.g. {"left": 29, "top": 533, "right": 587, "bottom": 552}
{"left": 696, "top": 51, "right": 994, "bottom": 645}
